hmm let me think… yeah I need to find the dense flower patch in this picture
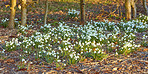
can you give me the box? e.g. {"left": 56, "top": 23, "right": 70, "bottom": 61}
{"left": 1, "top": 14, "right": 148, "bottom": 69}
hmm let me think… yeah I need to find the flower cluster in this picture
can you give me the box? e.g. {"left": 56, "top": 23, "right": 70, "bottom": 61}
{"left": 1, "top": 18, "right": 18, "bottom": 23}
{"left": 0, "top": 45, "right": 5, "bottom": 59}
{"left": 138, "top": 13, "right": 148, "bottom": 24}
{"left": 68, "top": 9, "right": 80, "bottom": 15}
{"left": 0, "top": 18, "right": 19, "bottom": 28}
{"left": 1, "top": 18, "right": 9, "bottom": 23}
{"left": 5, "top": 14, "right": 148, "bottom": 66}
{"left": 68, "top": 9, "right": 80, "bottom": 18}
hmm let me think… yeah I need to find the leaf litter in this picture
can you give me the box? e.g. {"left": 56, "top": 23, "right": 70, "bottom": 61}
{"left": 0, "top": 0, "right": 148, "bottom": 74}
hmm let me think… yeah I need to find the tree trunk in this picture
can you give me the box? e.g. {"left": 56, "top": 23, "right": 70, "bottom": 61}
{"left": 21, "top": 0, "right": 27, "bottom": 26}
{"left": 80, "top": 0, "right": 85, "bottom": 25}
{"left": 44, "top": 0, "right": 48, "bottom": 25}
{"left": 131, "top": 0, "right": 136, "bottom": 18}
{"left": 125, "top": 0, "right": 131, "bottom": 20}
{"left": 8, "top": 0, "right": 16, "bottom": 29}
{"left": 143, "top": 0, "right": 148, "bottom": 15}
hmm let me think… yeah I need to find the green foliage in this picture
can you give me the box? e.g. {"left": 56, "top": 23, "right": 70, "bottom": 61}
{"left": 141, "top": 34, "right": 148, "bottom": 47}
{"left": 0, "top": 18, "right": 9, "bottom": 28}
{"left": 4, "top": 14, "right": 148, "bottom": 68}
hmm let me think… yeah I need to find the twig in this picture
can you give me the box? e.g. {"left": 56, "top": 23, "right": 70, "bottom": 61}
{"left": 104, "top": 4, "right": 119, "bottom": 18}
{"left": 0, "top": 45, "right": 3, "bottom": 50}
{"left": 100, "top": 54, "right": 115, "bottom": 63}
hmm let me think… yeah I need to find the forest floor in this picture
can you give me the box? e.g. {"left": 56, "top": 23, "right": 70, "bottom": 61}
{"left": 0, "top": 0, "right": 148, "bottom": 74}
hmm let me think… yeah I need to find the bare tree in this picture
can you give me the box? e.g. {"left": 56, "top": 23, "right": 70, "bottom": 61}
{"left": 80, "top": 0, "right": 85, "bottom": 25}
{"left": 8, "top": 0, "right": 16, "bottom": 29}
{"left": 143, "top": 0, "right": 148, "bottom": 15}
{"left": 125, "top": 0, "right": 136, "bottom": 20}
{"left": 21, "top": 0, "right": 27, "bottom": 26}
{"left": 44, "top": 0, "right": 48, "bottom": 25}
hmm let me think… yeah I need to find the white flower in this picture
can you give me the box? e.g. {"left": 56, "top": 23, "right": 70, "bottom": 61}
{"left": 107, "top": 33, "right": 112, "bottom": 38}
{"left": 63, "top": 64, "right": 66, "bottom": 66}
{"left": 1, "top": 49, "right": 5, "bottom": 53}
{"left": 22, "top": 59, "right": 25, "bottom": 62}
{"left": 94, "top": 51, "right": 96, "bottom": 53}
{"left": 47, "top": 52, "right": 51, "bottom": 55}
{"left": 22, "top": 59, "right": 27, "bottom": 63}
{"left": 98, "top": 50, "right": 101, "bottom": 53}
{"left": 123, "top": 42, "right": 132, "bottom": 48}
{"left": 42, "top": 50, "right": 46, "bottom": 53}
{"left": 30, "top": 62, "right": 33, "bottom": 64}
{"left": 54, "top": 54, "right": 56, "bottom": 57}
{"left": 24, "top": 51, "right": 27, "bottom": 53}
{"left": 39, "top": 55, "right": 41, "bottom": 57}
{"left": 142, "top": 34, "right": 147, "bottom": 39}
{"left": 57, "top": 60, "right": 61, "bottom": 62}
{"left": 115, "top": 52, "right": 118, "bottom": 55}
{"left": 70, "top": 54, "right": 73, "bottom": 58}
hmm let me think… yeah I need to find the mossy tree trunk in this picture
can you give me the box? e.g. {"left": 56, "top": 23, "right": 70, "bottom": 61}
{"left": 125, "top": 0, "right": 131, "bottom": 20}
{"left": 8, "top": 0, "right": 16, "bottom": 29}
{"left": 44, "top": 0, "right": 48, "bottom": 25}
{"left": 80, "top": 0, "right": 85, "bottom": 25}
{"left": 125, "top": 0, "right": 136, "bottom": 20}
{"left": 131, "top": 0, "right": 136, "bottom": 18}
{"left": 21, "top": 0, "right": 27, "bottom": 26}
{"left": 143, "top": 0, "right": 148, "bottom": 15}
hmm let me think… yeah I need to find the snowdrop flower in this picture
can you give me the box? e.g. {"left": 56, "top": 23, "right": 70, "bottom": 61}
{"left": 98, "top": 50, "right": 101, "bottom": 53}
{"left": 24, "top": 51, "right": 27, "bottom": 53}
{"left": 89, "top": 49, "right": 92, "bottom": 52}
{"left": 47, "top": 52, "right": 51, "bottom": 55}
{"left": 22, "top": 59, "right": 25, "bottom": 62}
{"left": 64, "top": 63, "right": 66, "bottom": 66}
{"left": 91, "top": 40, "right": 96, "bottom": 47}
{"left": 54, "top": 55, "right": 56, "bottom": 57}
{"left": 0, "top": 49, "right": 5, "bottom": 53}
{"left": 57, "top": 60, "right": 61, "bottom": 62}
{"left": 123, "top": 42, "right": 132, "bottom": 48}
{"left": 142, "top": 34, "right": 147, "bottom": 39}
{"left": 70, "top": 54, "right": 73, "bottom": 58}
{"left": 39, "top": 55, "right": 41, "bottom": 57}
{"left": 94, "top": 51, "right": 96, "bottom": 53}
{"left": 107, "top": 33, "right": 112, "bottom": 38}
{"left": 115, "top": 52, "right": 118, "bottom": 55}
{"left": 68, "top": 9, "right": 80, "bottom": 15}
{"left": 42, "top": 50, "right": 46, "bottom": 53}
{"left": 22, "top": 59, "right": 27, "bottom": 63}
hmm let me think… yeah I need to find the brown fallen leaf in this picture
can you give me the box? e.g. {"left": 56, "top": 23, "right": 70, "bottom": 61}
{"left": 137, "top": 60, "right": 148, "bottom": 64}
{"left": 45, "top": 70, "right": 58, "bottom": 74}
{"left": 0, "top": 36, "right": 8, "bottom": 40}
{"left": 138, "top": 47, "right": 148, "bottom": 51}
{"left": 9, "top": 35, "right": 17, "bottom": 38}
{"left": 128, "top": 65, "right": 132, "bottom": 69}
{"left": 84, "top": 62, "right": 100, "bottom": 65}
{"left": 4, "top": 58, "right": 15, "bottom": 63}
{"left": 17, "top": 68, "right": 27, "bottom": 71}
{"left": 118, "top": 67, "right": 122, "bottom": 70}
{"left": 69, "top": 66, "right": 83, "bottom": 73}
{"left": 143, "top": 48, "right": 148, "bottom": 51}
{"left": 59, "top": 10, "right": 63, "bottom": 14}
{"left": 101, "top": 69, "right": 111, "bottom": 73}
